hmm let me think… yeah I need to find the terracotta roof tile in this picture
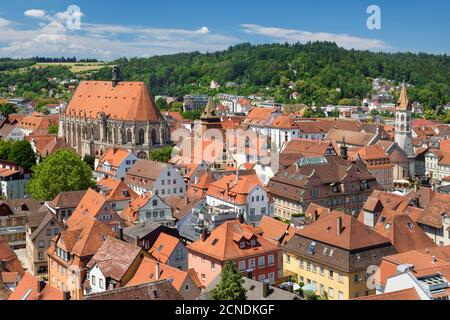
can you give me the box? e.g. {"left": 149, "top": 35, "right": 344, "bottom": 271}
{"left": 86, "top": 237, "right": 142, "bottom": 281}
{"left": 8, "top": 273, "right": 64, "bottom": 300}
{"left": 149, "top": 233, "right": 182, "bottom": 264}
{"left": 66, "top": 81, "right": 162, "bottom": 121}
{"left": 297, "top": 211, "right": 391, "bottom": 251}
{"left": 187, "top": 220, "right": 278, "bottom": 261}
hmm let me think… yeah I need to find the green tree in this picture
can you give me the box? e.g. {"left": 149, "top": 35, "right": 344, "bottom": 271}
{"left": 8, "top": 140, "right": 36, "bottom": 169}
{"left": 27, "top": 149, "right": 95, "bottom": 201}
{"left": 83, "top": 154, "right": 95, "bottom": 170}
{"left": 156, "top": 97, "right": 168, "bottom": 110}
{"left": 0, "top": 103, "right": 17, "bottom": 118}
{"left": 0, "top": 140, "right": 13, "bottom": 160}
{"left": 211, "top": 260, "right": 247, "bottom": 301}
{"left": 48, "top": 124, "right": 58, "bottom": 134}
{"left": 150, "top": 146, "right": 173, "bottom": 163}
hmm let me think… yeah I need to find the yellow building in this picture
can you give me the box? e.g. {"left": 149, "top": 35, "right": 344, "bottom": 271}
{"left": 283, "top": 212, "right": 396, "bottom": 300}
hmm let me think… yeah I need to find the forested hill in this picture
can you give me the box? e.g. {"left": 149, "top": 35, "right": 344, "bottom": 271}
{"left": 89, "top": 42, "right": 449, "bottom": 108}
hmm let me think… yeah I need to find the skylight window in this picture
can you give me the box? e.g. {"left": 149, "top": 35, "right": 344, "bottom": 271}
{"left": 307, "top": 241, "right": 317, "bottom": 255}
{"left": 385, "top": 223, "right": 391, "bottom": 230}
{"left": 212, "top": 239, "right": 219, "bottom": 246}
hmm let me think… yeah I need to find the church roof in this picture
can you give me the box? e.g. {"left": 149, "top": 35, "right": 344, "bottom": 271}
{"left": 65, "top": 81, "right": 162, "bottom": 122}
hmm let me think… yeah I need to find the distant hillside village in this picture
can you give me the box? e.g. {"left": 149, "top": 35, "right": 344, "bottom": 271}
{"left": 1, "top": 64, "right": 450, "bottom": 302}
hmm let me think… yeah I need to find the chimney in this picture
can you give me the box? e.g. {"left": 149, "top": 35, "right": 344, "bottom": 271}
{"left": 340, "top": 137, "right": 348, "bottom": 161}
{"left": 38, "top": 280, "right": 46, "bottom": 293}
{"left": 155, "top": 262, "right": 161, "bottom": 281}
{"left": 112, "top": 66, "right": 122, "bottom": 88}
{"left": 113, "top": 147, "right": 118, "bottom": 154}
{"left": 336, "top": 217, "right": 343, "bottom": 236}
{"left": 262, "top": 281, "right": 270, "bottom": 298}
{"left": 63, "top": 291, "right": 71, "bottom": 301}
{"left": 200, "top": 228, "right": 209, "bottom": 241}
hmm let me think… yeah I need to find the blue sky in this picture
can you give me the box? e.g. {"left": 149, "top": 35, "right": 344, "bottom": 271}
{"left": 0, "top": 0, "right": 448, "bottom": 60}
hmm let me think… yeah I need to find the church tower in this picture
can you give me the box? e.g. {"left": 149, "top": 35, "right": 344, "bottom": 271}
{"left": 394, "top": 81, "right": 415, "bottom": 177}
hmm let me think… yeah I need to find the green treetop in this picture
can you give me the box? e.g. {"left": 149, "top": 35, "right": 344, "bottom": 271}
{"left": 27, "top": 149, "right": 95, "bottom": 201}
{"left": 211, "top": 260, "right": 247, "bottom": 301}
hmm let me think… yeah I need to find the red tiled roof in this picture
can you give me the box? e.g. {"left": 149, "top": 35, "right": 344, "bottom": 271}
{"left": 66, "top": 81, "right": 162, "bottom": 121}
{"left": 126, "top": 258, "right": 200, "bottom": 292}
{"left": 297, "top": 212, "right": 391, "bottom": 251}
{"left": 206, "top": 171, "right": 265, "bottom": 205}
{"left": 187, "top": 220, "right": 278, "bottom": 261}
{"left": 149, "top": 233, "right": 182, "bottom": 264}
{"left": 86, "top": 237, "right": 142, "bottom": 281}
{"left": 8, "top": 273, "right": 64, "bottom": 300}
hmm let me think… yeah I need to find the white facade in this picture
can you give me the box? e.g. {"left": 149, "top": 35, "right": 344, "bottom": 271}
{"left": 2, "top": 127, "right": 25, "bottom": 141}
{"left": 134, "top": 194, "right": 174, "bottom": 226}
{"left": 270, "top": 128, "right": 300, "bottom": 151}
{"left": 129, "top": 166, "right": 186, "bottom": 199}
{"left": 419, "top": 214, "right": 450, "bottom": 247}
{"left": 86, "top": 264, "right": 108, "bottom": 294}
{"left": 206, "top": 185, "right": 271, "bottom": 224}
{"left": 95, "top": 152, "right": 138, "bottom": 181}
{"left": 424, "top": 150, "right": 450, "bottom": 181}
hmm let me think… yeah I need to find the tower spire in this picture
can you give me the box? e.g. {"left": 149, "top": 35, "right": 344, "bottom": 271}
{"left": 396, "top": 78, "right": 411, "bottom": 111}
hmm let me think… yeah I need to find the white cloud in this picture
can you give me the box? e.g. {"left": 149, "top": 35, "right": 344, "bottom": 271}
{"left": 0, "top": 7, "right": 237, "bottom": 60}
{"left": 241, "top": 24, "right": 388, "bottom": 50}
{"left": 196, "top": 27, "right": 210, "bottom": 34}
{"left": 0, "top": 17, "right": 10, "bottom": 28}
{"left": 24, "top": 9, "right": 48, "bottom": 19}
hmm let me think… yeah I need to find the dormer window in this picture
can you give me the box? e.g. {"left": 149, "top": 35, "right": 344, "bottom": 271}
{"left": 239, "top": 241, "right": 246, "bottom": 249}
{"left": 250, "top": 239, "right": 256, "bottom": 247}
{"left": 332, "top": 185, "right": 339, "bottom": 193}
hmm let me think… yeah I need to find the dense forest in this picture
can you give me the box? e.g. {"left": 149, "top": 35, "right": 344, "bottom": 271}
{"left": 0, "top": 42, "right": 449, "bottom": 108}
{"left": 89, "top": 42, "right": 450, "bottom": 108}
{"left": 0, "top": 58, "right": 35, "bottom": 72}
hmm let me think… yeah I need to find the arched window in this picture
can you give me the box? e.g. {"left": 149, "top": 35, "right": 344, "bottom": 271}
{"left": 401, "top": 124, "right": 405, "bottom": 131}
{"left": 138, "top": 129, "right": 145, "bottom": 145}
{"left": 127, "top": 129, "right": 132, "bottom": 143}
{"left": 401, "top": 115, "right": 405, "bottom": 122}
{"left": 151, "top": 129, "right": 158, "bottom": 145}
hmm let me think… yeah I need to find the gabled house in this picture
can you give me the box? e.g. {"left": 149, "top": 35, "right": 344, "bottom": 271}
{"left": 66, "top": 188, "right": 123, "bottom": 232}
{"left": 149, "top": 233, "right": 188, "bottom": 270}
{"left": 120, "top": 193, "right": 173, "bottom": 226}
{"left": 96, "top": 177, "right": 138, "bottom": 211}
{"left": 25, "top": 206, "right": 64, "bottom": 275}
{"left": 187, "top": 220, "right": 279, "bottom": 287}
{"left": 205, "top": 170, "right": 271, "bottom": 225}
{"left": 124, "top": 159, "right": 186, "bottom": 198}
{"left": 8, "top": 272, "right": 67, "bottom": 300}
{"left": 45, "top": 190, "right": 87, "bottom": 223}
{"left": 95, "top": 147, "right": 138, "bottom": 182}
{"left": 84, "top": 237, "right": 147, "bottom": 295}
{"left": 47, "top": 218, "right": 116, "bottom": 300}
{"left": 125, "top": 257, "right": 202, "bottom": 300}
{"left": 283, "top": 212, "right": 396, "bottom": 300}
